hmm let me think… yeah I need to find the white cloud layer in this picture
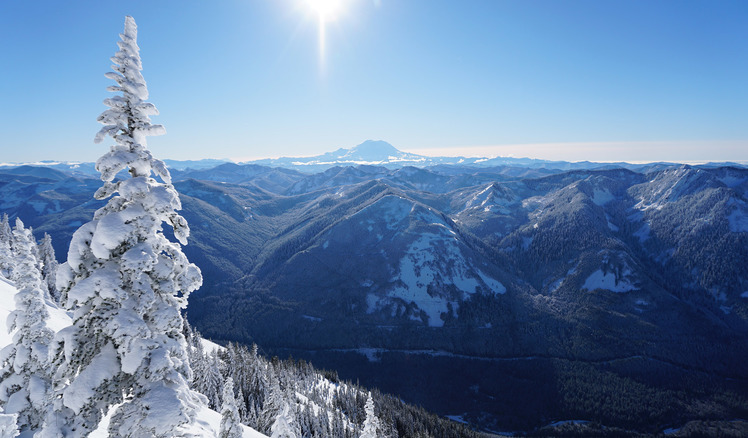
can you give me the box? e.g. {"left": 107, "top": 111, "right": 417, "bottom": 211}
{"left": 403, "top": 140, "right": 748, "bottom": 164}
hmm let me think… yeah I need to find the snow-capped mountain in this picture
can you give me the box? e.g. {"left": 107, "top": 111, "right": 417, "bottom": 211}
{"left": 5, "top": 140, "right": 743, "bottom": 177}
{"left": 2, "top": 161, "right": 748, "bottom": 434}
{"left": 246, "top": 140, "right": 428, "bottom": 171}
{"left": 241, "top": 140, "right": 728, "bottom": 173}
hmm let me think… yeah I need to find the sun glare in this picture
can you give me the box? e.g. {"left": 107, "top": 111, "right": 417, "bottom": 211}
{"left": 306, "top": 0, "right": 343, "bottom": 22}
{"left": 303, "top": 0, "right": 347, "bottom": 74}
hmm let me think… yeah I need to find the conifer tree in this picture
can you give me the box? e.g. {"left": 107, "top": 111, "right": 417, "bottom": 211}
{"left": 37, "top": 234, "right": 58, "bottom": 302}
{"left": 359, "top": 392, "right": 380, "bottom": 438}
{"left": 0, "top": 215, "right": 13, "bottom": 279}
{"left": 41, "top": 16, "right": 206, "bottom": 437}
{"left": 270, "top": 401, "right": 298, "bottom": 438}
{"left": 317, "top": 409, "right": 331, "bottom": 437}
{"left": 219, "top": 377, "right": 243, "bottom": 438}
{"left": 0, "top": 408, "right": 18, "bottom": 438}
{"left": 0, "top": 219, "right": 54, "bottom": 433}
{"left": 259, "top": 369, "right": 284, "bottom": 434}
{"left": 194, "top": 352, "right": 224, "bottom": 409}
{"left": 235, "top": 386, "right": 249, "bottom": 424}
{"left": 331, "top": 410, "right": 345, "bottom": 438}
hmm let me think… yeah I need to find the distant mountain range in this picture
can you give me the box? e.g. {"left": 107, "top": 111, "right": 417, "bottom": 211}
{"left": 244, "top": 140, "right": 748, "bottom": 173}
{"left": 1, "top": 144, "right": 748, "bottom": 435}
{"left": 6, "top": 140, "right": 745, "bottom": 176}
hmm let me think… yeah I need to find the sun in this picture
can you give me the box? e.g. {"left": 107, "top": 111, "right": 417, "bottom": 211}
{"left": 306, "top": 0, "right": 343, "bottom": 22}
{"left": 300, "top": 0, "right": 350, "bottom": 73}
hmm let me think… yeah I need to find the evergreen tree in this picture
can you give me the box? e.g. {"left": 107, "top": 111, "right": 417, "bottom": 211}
{"left": 37, "top": 234, "right": 58, "bottom": 302}
{"left": 317, "top": 408, "right": 331, "bottom": 437}
{"left": 259, "top": 369, "right": 284, "bottom": 434}
{"left": 219, "top": 377, "right": 243, "bottom": 438}
{"left": 297, "top": 403, "right": 311, "bottom": 437}
{"left": 195, "top": 351, "right": 224, "bottom": 409}
{"left": 270, "top": 401, "right": 298, "bottom": 438}
{"left": 360, "top": 392, "right": 380, "bottom": 438}
{"left": 185, "top": 325, "right": 206, "bottom": 387}
{"left": 0, "top": 215, "right": 13, "bottom": 280}
{"left": 331, "top": 410, "right": 346, "bottom": 438}
{"left": 235, "top": 386, "right": 249, "bottom": 424}
{"left": 41, "top": 16, "right": 206, "bottom": 437}
{"left": 0, "top": 408, "right": 18, "bottom": 438}
{"left": 245, "top": 344, "right": 267, "bottom": 425}
{"left": 0, "top": 219, "right": 54, "bottom": 433}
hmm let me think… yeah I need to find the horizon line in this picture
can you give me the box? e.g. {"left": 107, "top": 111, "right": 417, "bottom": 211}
{"left": 3, "top": 140, "right": 747, "bottom": 167}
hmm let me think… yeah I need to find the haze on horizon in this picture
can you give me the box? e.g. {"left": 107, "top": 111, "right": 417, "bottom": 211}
{"left": 1, "top": 0, "right": 746, "bottom": 164}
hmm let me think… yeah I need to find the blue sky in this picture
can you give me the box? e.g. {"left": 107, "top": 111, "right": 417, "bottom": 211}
{"left": 1, "top": 0, "right": 747, "bottom": 163}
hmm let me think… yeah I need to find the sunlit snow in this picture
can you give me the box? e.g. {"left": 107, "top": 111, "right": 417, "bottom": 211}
{"left": 385, "top": 231, "right": 505, "bottom": 327}
{"left": 0, "top": 276, "right": 266, "bottom": 437}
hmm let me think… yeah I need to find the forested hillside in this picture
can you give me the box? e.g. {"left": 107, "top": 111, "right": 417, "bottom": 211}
{"left": 2, "top": 160, "right": 747, "bottom": 435}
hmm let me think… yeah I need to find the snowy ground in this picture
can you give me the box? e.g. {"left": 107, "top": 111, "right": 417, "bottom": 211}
{"left": 88, "top": 402, "right": 266, "bottom": 438}
{"left": 0, "top": 276, "right": 266, "bottom": 437}
{"left": 582, "top": 268, "right": 638, "bottom": 293}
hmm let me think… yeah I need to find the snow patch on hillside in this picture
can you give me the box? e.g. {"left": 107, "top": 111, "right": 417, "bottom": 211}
{"left": 634, "top": 167, "right": 702, "bottom": 211}
{"left": 548, "top": 263, "right": 579, "bottom": 293}
{"left": 477, "top": 270, "right": 506, "bottom": 294}
{"left": 464, "top": 184, "right": 517, "bottom": 215}
{"left": 376, "top": 229, "right": 504, "bottom": 327}
{"left": 605, "top": 213, "right": 619, "bottom": 231}
{"left": 582, "top": 269, "right": 637, "bottom": 293}
{"left": 388, "top": 233, "right": 463, "bottom": 326}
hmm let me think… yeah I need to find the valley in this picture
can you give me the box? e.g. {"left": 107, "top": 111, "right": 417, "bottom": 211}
{"left": 2, "top": 142, "right": 747, "bottom": 435}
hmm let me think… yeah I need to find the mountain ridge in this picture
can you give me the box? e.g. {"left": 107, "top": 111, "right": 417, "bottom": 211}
{"left": 6, "top": 140, "right": 745, "bottom": 177}
{"left": 2, "top": 159, "right": 748, "bottom": 434}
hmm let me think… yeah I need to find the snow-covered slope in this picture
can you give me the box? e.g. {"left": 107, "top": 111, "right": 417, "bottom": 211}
{"left": 0, "top": 276, "right": 266, "bottom": 437}
{"left": 4, "top": 161, "right": 748, "bottom": 435}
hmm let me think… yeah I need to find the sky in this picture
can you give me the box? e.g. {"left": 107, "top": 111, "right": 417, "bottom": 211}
{"left": 1, "top": 0, "right": 747, "bottom": 164}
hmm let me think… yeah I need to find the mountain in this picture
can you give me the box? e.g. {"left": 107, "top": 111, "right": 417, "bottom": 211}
{"left": 5, "top": 141, "right": 743, "bottom": 176}
{"left": 2, "top": 161, "right": 748, "bottom": 435}
{"left": 0, "top": 158, "right": 231, "bottom": 179}
{"left": 247, "top": 140, "right": 427, "bottom": 172}
{"left": 0, "top": 243, "right": 485, "bottom": 438}
{"left": 244, "top": 140, "right": 721, "bottom": 173}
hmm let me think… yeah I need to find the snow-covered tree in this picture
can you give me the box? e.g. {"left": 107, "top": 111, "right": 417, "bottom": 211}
{"left": 41, "top": 16, "right": 206, "bottom": 437}
{"left": 37, "top": 234, "right": 58, "bottom": 302}
{"left": 360, "top": 392, "right": 380, "bottom": 438}
{"left": 219, "top": 377, "right": 243, "bottom": 438}
{"left": 194, "top": 351, "right": 224, "bottom": 410}
{"left": 270, "top": 401, "right": 298, "bottom": 438}
{"left": 0, "top": 219, "right": 54, "bottom": 433}
{"left": 0, "top": 215, "right": 13, "bottom": 279}
{"left": 0, "top": 408, "right": 18, "bottom": 438}
{"left": 235, "top": 385, "right": 249, "bottom": 424}
{"left": 259, "top": 369, "right": 284, "bottom": 434}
